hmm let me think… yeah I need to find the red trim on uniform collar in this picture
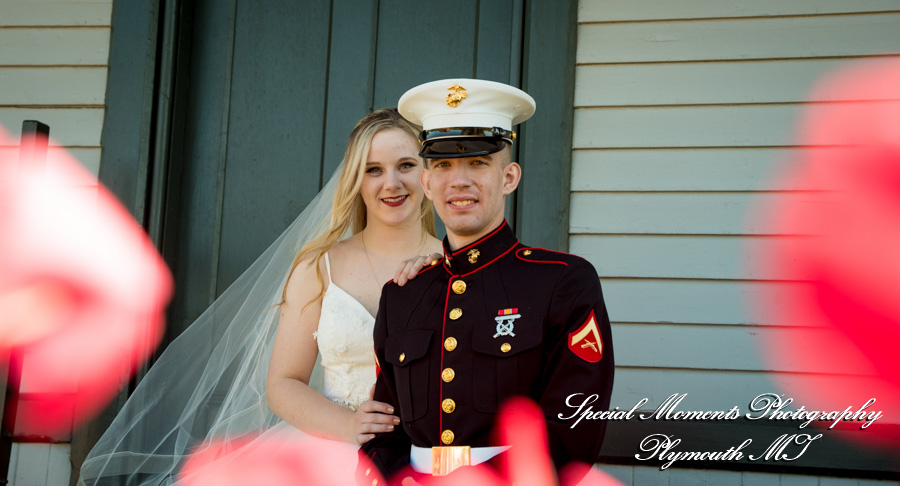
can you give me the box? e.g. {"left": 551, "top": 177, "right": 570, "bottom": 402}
{"left": 451, "top": 220, "right": 508, "bottom": 256}
{"left": 515, "top": 247, "right": 568, "bottom": 266}
{"left": 459, "top": 242, "right": 519, "bottom": 277}
{"left": 442, "top": 221, "right": 517, "bottom": 276}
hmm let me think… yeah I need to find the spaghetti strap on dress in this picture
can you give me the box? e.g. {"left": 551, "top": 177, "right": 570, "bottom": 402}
{"left": 318, "top": 252, "right": 376, "bottom": 411}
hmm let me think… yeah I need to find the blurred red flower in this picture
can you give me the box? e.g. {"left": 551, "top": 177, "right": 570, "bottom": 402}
{"left": 751, "top": 58, "right": 900, "bottom": 446}
{"left": 179, "top": 398, "right": 622, "bottom": 486}
{"left": 0, "top": 125, "right": 173, "bottom": 438}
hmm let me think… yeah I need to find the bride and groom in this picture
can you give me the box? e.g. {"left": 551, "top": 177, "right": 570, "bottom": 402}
{"left": 80, "top": 79, "right": 614, "bottom": 485}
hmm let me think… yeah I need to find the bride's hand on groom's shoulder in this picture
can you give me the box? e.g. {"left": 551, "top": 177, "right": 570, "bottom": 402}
{"left": 394, "top": 252, "right": 443, "bottom": 286}
{"left": 353, "top": 384, "right": 401, "bottom": 445}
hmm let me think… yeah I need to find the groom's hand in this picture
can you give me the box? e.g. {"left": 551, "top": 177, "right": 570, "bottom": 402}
{"left": 354, "top": 384, "right": 400, "bottom": 445}
{"left": 394, "top": 252, "right": 443, "bottom": 286}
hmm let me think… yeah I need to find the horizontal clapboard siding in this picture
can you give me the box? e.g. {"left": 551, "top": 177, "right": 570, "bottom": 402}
{"left": 574, "top": 102, "right": 900, "bottom": 149}
{"left": 0, "top": 108, "right": 105, "bottom": 145}
{"left": 573, "top": 0, "right": 900, "bottom": 442}
{"left": 0, "top": 147, "right": 100, "bottom": 177}
{"left": 577, "top": 13, "right": 900, "bottom": 64}
{"left": 571, "top": 148, "right": 847, "bottom": 191}
{"left": 0, "top": 1, "right": 110, "bottom": 181}
{"left": 614, "top": 323, "right": 875, "bottom": 373}
{"left": 570, "top": 192, "right": 830, "bottom": 235}
{"left": 575, "top": 235, "right": 811, "bottom": 280}
{"left": 579, "top": 1, "right": 900, "bottom": 22}
{"left": 0, "top": 0, "right": 112, "bottom": 26}
{"left": 0, "top": 29, "right": 111, "bottom": 66}
{"left": 601, "top": 279, "right": 805, "bottom": 326}
{"left": 575, "top": 57, "right": 900, "bottom": 106}
{"left": 0, "top": 67, "right": 107, "bottom": 105}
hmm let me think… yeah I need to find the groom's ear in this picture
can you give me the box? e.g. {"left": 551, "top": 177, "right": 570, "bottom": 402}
{"left": 502, "top": 161, "right": 521, "bottom": 196}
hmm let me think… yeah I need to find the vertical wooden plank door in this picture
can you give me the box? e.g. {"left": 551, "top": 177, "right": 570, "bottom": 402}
{"left": 165, "top": 0, "right": 525, "bottom": 339}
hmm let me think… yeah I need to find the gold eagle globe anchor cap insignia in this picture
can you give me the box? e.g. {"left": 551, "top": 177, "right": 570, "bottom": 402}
{"left": 446, "top": 84, "right": 467, "bottom": 107}
{"left": 397, "top": 78, "right": 536, "bottom": 158}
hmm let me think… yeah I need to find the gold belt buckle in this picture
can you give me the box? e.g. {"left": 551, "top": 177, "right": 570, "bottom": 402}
{"left": 431, "top": 446, "right": 471, "bottom": 476}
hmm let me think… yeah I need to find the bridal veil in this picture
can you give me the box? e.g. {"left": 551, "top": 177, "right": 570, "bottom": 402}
{"left": 79, "top": 168, "right": 341, "bottom": 485}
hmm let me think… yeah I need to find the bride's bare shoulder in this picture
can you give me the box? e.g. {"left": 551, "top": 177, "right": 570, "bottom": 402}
{"left": 283, "top": 251, "right": 328, "bottom": 304}
{"left": 328, "top": 235, "right": 365, "bottom": 267}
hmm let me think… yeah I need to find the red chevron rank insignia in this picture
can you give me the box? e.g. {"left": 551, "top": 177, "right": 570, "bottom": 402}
{"left": 568, "top": 310, "right": 603, "bottom": 363}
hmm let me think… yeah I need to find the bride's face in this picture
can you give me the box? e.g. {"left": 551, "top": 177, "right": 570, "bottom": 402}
{"left": 359, "top": 128, "right": 426, "bottom": 228}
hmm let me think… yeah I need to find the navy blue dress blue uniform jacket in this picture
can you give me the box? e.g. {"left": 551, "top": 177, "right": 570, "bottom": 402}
{"left": 360, "top": 221, "right": 614, "bottom": 480}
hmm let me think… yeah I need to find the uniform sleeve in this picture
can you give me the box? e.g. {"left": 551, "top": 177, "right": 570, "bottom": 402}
{"left": 538, "top": 259, "right": 615, "bottom": 469}
{"left": 358, "top": 287, "right": 412, "bottom": 481}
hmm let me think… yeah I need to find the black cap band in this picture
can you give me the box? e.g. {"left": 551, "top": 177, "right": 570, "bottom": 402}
{"left": 420, "top": 138, "right": 509, "bottom": 158}
{"left": 419, "top": 127, "right": 515, "bottom": 158}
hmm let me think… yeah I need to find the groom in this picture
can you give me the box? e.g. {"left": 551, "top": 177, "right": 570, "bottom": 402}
{"left": 360, "top": 79, "right": 615, "bottom": 483}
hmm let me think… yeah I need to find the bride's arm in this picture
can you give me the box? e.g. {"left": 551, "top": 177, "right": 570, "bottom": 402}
{"left": 266, "top": 256, "right": 397, "bottom": 445}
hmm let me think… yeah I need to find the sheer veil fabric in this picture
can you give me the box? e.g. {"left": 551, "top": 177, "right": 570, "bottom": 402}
{"left": 79, "top": 169, "right": 342, "bottom": 485}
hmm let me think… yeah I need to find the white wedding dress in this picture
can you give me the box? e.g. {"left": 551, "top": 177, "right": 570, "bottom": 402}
{"left": 173, "top": 252, "right": 378, "bottom": 484}
{"left": 317, "top": 253, "right": 377, "bottom": 411}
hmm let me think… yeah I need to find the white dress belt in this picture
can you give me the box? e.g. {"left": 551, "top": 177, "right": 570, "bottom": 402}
{"left": 410, "top": 445, "right": 511, "bottom": 474}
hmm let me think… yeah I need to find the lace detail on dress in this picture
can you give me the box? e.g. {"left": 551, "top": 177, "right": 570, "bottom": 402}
{"left": 317, "top": 253, "right": 376, "bottom": 411}
{"left": 329, "top": 396, "right": 368, "bottom": 412}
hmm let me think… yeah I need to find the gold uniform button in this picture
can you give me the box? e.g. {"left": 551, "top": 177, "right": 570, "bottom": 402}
{"left": 441, "top": 429, "right": 455, "bottom": 445}
{"left": 365, "top": 468, "right": 371, "bottom": 476}
{"left": 452, "top": 280, "right": 467, "bottom": 294}
{"left": 467, "top": 248, "right": 480, "bottom": 263}
{"left": 442, "top": 368, "right": 455, "bottom": 382}
{"left": 430, "top": 259, "right": 440, "bottom": 266}
{"left": 442, "top": 398, "right": 456, "bottom": 414}
{"left": 444, "top": 337, "right": 458, "bottom": 351}
{"left": 445, "top": 256, "right": 451, "bottom": 266}
{"left": 501, "top": 343, "right": 511, "bottom": 353}
{"left": 449, "top": 308, "right": 462, "bottom": 320}
{"left": 523, "top": 249, "right": 532, "bottom": 256}
{"left": 399, "top": 352, "right": 406, "bottom": 362}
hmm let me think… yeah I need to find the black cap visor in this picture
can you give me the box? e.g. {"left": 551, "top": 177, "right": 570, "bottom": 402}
{"left": 420, "top": 138, "right": 509, "bottom": 158}
{"left": 419, "top": 127, "right": 515, "bottom": 158}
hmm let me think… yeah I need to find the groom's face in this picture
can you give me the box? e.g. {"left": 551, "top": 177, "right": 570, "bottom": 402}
{"left": 421, "top": 146, "right": 520, "bottom": 249}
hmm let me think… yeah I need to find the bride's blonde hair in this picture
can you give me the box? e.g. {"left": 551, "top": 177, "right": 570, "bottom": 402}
{"left": 281, "top": 108, "right": 436, "bottom": 307}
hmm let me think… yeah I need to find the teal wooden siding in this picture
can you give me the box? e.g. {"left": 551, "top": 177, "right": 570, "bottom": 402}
{"left": 154, "top": 0, "right": 577, "bottom": 343}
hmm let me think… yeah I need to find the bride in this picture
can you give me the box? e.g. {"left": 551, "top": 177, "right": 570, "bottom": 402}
{"left": 267, "top": 109, "right": 442, "bottom": 443}
{"left": 79, "top": 108, "right": 442, "bottom": 485}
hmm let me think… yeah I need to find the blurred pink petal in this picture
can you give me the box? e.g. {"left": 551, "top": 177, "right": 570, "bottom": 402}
{"left": 497, "top": 397, "right": 558, "bottom": 486}
{"left": 179, "top": 399, "right": 623, "bottom": 486}
{"left": 179, "top": 430, "right": 376, "bottom": 486}
{"left": 0, "top": 125, "right": 173, "bottom": 437}
{"left": 752, "top": 59, "right": 900, "bottom": 446}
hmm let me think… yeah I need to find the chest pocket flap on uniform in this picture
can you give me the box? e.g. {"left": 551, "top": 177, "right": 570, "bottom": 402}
{"left": 472, "top": 317, "right": 543, "bottom": 357}
{"left": 385, "top": 329, "right": 433, "bottom": 367}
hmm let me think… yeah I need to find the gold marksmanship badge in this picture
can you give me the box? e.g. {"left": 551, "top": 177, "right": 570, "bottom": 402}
{"left": 446, "top": 84, "right": 467, "bottom": 107}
